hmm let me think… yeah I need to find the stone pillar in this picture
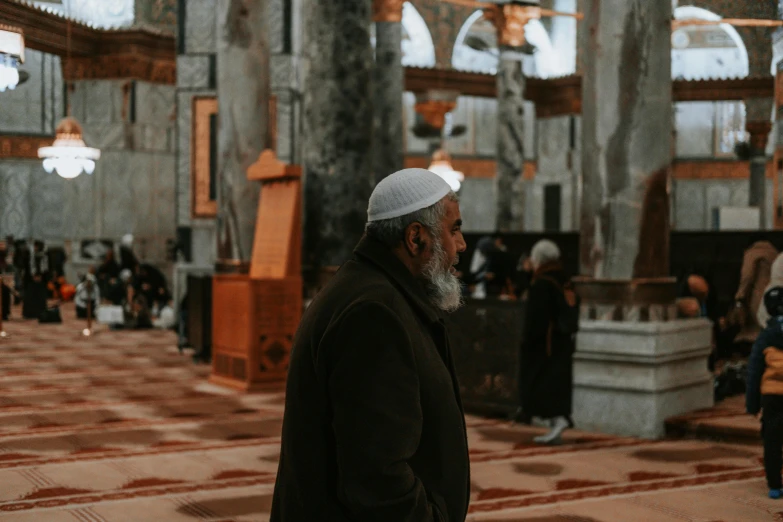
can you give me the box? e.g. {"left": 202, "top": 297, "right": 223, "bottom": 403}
{"left": 215, "top": 0, "right": 270, "bottom": 273}
{"left": 303, "top": 0, "right": 374, "bottom": 272}
{"left": 484, "top": 4, "right": 528, "bottom": 232}
{"left": 580, "top": 0, "right": 673, "bottom": 279}
{"left": 372, "top": 0, "right": 404, "bottom": 184}
{"left": 572, "top": 0, "right": 712, "bottom": 440}
{"left": 746, "top": 97, "right": 773, "bottom": 229}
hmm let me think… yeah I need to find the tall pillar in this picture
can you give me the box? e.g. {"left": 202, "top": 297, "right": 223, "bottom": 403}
{"left": 746, "top": 97, "right": 773, "bottom": 229}
{"left": 573, "top": 0, "right": 712, "bottom": 440}
{"left": 215, "top": 0, "right": 270, "bottom": 273}
{"left": 485, "top": 5, "right": 528, "bottom": 232}
{"left": 373, "top": 0, "right": 404, "bottom": 183}
{"left": 580, "top": 0, "right": 673, "bottom": 279}
{"left": 303, "top": 0, "right": 374, "bottom": 273}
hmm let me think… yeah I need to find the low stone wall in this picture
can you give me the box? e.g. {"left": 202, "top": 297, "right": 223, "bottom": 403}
{"left": 573, "top": 318, "right": 714, "bottom": 439}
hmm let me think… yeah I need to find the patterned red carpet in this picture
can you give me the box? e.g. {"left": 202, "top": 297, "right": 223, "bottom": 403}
{"left": 0, "top": 305, "right": 780, "bottom": 521}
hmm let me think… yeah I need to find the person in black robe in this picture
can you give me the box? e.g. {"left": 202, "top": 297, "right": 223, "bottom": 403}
{"left": 22, "top": 241, "right": 48, "bottom": 320}
{"left": 517, "top": 239, "right": 575, "bottom": 444}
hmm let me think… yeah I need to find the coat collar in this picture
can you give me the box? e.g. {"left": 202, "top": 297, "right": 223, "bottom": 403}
{"left": 353, "top": 235, "right": 443, "bottom": 324}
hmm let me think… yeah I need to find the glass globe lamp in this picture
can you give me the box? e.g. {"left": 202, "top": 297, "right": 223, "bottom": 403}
{"left": 38, "top": 117, "right": 101, "bottom": 179}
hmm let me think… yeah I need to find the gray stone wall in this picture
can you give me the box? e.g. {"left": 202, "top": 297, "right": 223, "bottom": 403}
{"left": 0, "top": 50, "right": 176, "bottom": 273}
{"left": 0, "top": 49, "right": 63, "bottom": 135}
{"left": 673, "top": 178, "right": 774, "bottom": 230}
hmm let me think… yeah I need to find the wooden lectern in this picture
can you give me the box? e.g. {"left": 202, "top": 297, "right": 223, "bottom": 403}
{"left": 210, "top": 150, "right": 303, "bottom": 391}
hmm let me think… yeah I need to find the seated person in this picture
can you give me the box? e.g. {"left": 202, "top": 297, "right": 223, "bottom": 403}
{"left": 746, "top": 286, "right": 783, "bottom": 499}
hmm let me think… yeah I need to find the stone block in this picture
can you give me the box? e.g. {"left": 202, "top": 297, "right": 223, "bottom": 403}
{"left": 459, "top": 178, "right": 496, "bottom": 233}
{"left": 523, "top": 101, "right": 536, "bottom": 161}
{"left": 0, "top": 161, "right": 33, "bottom": 238}
{"left": 446, "top": 96, "right": 474, "bottom": 156}
{"left": 0, "top": 50, "right": 46, "bottom": 134}
{"left": 61, "top": 164, "right": 97, "bottom": 239}
{"left": 673, "top": 180, "right": 706, "bottom": 230}
{"left": 82, "top": 123, "right": 128, "bottom": 152}
{"left": 267, "top": 0, "right": 286, "bottom": 54}
{"left": 674, "top": 102, "right": 714, "bottom": 158}
{"left": 274, "top": 89, "right": 295, "bottom": 163}
{"left": 190, "top": 221, "right": 217, "bottom": 266}
{"left": 177, "top": 55, "right": 211, "bottom": 90}
{"left": 135, "top": 82, "right": 177, "bottom": 126}
{"left": 403, "top": 92, "right": 428, "bottom": 154}
{"left": 271, "top": 55, "right": 303, "bottom": 91}
{"left": 537, "top": 116, "right": 570, "bottom": 176}
{"left": 473, "top": 97, "right": 498, "bottom": 157}
{"left": 74, "top": 80, "right": 126, "bottom": 124}
{"left": 185, "top": 0, "right": 216, "bottom": 54}
{"left": 29, "top": 167, "right": 64, "bottom": 240}
{"left": 573, "top": 319, "right": 714, "bottom": 439}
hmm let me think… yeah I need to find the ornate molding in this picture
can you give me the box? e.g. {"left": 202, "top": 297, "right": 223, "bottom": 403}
{"left": 746, "top": 120, "right": 773, "bottom": 152}
{"left": 414, "top": 98, "right": 457, "bottom": 130}
{"left": 0, "top": 135, "right": 54, "bottom": 159}
{"left": 64, "top": 54, "right": 175, "bottom": 84}
{"left": 483, "top": 4, "right": 536, "bottom": 48}
{"left": 672, "top": 160, "right": 773, "bottom": 180}
{"left": 406, "top": 69, "right": 774, "bottom": 118}
{"left": 405, "top": 67, "right": 495, "bottom": 98}
{"left": 0, "top": 1, "right": 175, "bottom": 84}
{"left": 372, "top": 0, "right": 404, "bottom": 23}
{"left": 404, "top": 155, "right": 536, "bottom": 180}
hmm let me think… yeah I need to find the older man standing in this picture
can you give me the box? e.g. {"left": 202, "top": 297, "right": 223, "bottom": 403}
{"left": 271, "top": 169, "right": 469, "bottom": 522}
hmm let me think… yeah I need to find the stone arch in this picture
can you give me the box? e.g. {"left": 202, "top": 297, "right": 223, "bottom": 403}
{"left": 677, "top": 0, "right": 775, "bottom": 77}
{"left": 672, "top": 5, "right": 750, "bottom": 158}
{"left": 672, "top": 5, "right": 749, "bottom": 80}
{"left": 401, "top": 2, "right": 436, "bottom": 67}
{"left": 450, "top": 10, "right": 568, "bottom": 78}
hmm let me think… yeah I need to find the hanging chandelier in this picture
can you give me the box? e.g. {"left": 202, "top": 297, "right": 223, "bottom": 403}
{"left": 38, "top": 117, "right": 101, "bottom": 179}
{"left": 428, "top": 149, "right": 465, "bottom": 192}
{"left": 0, "top": 25, "right": 24, "bottom": 92}
{"left": 37, "top": 14, "right": 100, "bottom": 179}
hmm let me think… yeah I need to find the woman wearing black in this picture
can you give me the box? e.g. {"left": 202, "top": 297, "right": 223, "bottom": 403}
{"left": 517, "top": 239, "right": 575, "bottom": 444}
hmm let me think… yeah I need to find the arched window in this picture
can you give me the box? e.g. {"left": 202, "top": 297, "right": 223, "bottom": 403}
{"left": 672, "top": 6, "right": 749, "bottom": 80}
{"left": 401, "top": 2, "right": 436, "bottom": 67}
{"left": 451, "top": 10, "right": 568, "bottom": 78}
{"left": 32, "top": 0, "right": 134, "bottom": 29}
{"left": 371, "top": 2, "right": 436, "bottom": 68}
{"left": 673, "top": 6, "right": 750, "bottom": 158}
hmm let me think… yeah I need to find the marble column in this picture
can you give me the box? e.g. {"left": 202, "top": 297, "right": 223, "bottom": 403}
{"left": 746, "top": 97, "right": 773, "bottom": 229}
{"left": 303, "top": 0, "right": 374, "bottom": 271}
{"left": 495, "top": 55, "right": 526, "bottom": 232}
{"left": 215, "top": 0, "right": 270, "bottom": 273}
{"left": 484, "top": 5, "right": 528, "bottom": 232}
{"left": 580, "top": 0, "right": 673, "bottom": 279}
{"left": 373, "top": 0, "right": 404, "bottom": 184}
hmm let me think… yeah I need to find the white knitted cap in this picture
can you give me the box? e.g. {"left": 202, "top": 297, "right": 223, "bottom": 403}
{"left": 367, "top": 168, "right": 451, "bottom": 222}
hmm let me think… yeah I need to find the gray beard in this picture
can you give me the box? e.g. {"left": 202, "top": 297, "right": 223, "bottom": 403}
{"left": 422, "top": 237, "right": 463, "bottom": 313}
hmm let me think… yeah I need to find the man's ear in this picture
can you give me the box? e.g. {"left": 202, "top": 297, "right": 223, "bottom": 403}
{"left": 403, "top": 222, "right": 426, "bottom": 256}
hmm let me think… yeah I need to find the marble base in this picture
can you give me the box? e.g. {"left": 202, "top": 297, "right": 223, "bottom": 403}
{"left": 572, "top": 319, "right": 713, "bottom": 439}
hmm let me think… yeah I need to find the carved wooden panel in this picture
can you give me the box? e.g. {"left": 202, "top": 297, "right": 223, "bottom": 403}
{"left": 250, "top": 180, "right": 299, "bottom": 280}
{"left": 191, "top": 96, "right": 218, "bottom": 218}
{"left": 0, "top": 135, "right": 54, "bottom": 159}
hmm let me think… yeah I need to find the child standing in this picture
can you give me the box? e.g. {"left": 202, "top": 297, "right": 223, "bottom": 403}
{"left": 746, "top": 286, "right": 783, "bottom": 499}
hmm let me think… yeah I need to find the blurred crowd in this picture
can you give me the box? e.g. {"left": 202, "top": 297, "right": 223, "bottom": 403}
{"left": 0, "top": 234, "right": 174, "bottom": 330}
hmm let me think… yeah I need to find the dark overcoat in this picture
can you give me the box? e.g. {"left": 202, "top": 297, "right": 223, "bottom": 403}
{"left": 271, "top": 235, "right": 470, "bottom": 522}
{"left": 518, "top": 263, "right": 574, "bottom": 420}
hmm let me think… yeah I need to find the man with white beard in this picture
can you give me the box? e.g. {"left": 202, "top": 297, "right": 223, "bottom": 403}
{"left": 272, "top": 169, "right": 470, "bottom": 522}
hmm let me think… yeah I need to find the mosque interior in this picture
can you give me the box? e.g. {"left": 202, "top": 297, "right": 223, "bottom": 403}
{"left": 2, "top": 0, "right": 783, "bottom": 519}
